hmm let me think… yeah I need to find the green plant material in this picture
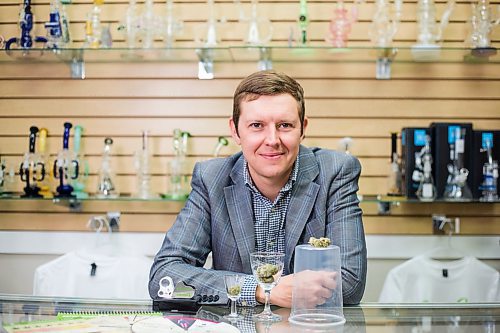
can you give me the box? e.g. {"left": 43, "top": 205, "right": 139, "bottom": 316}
{"left": 256, "top": 263, "right": 279, "bottom": 283}
{"left": 227, "top": 285, "right": 241, "bottom": 296}
{"left": 308, "top": 237, "right": 331, "bottom": 248}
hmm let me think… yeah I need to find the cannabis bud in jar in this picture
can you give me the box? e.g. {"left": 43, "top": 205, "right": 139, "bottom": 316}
{"left": 308, "top": 237, "right": 331, "bottom": 248}
{"left": 256, "top": 263, "right": 279, "bottom": 283}
{"left": 227, "top": 285, "right": 241, "bottom": 296}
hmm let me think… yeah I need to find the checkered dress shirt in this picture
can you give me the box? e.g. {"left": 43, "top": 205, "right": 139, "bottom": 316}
{"left": 238, "top": 157, "right": 299, "bottom": 306}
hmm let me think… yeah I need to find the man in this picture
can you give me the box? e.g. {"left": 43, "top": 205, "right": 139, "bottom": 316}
{"left": 149, "top": 70, "right": 367, "bottom": 307}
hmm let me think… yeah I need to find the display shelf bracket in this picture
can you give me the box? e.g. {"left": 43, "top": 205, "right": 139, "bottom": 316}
{"left": 196, "top": 48, "right": 214, "bottom": 80}
{"left": 258, "top": 47, "right": 272, "bottom": 70}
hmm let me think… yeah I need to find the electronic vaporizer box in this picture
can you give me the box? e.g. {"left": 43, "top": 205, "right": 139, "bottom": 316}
{"left": 401, "top": 127, "right": 430, "bottom": 199}
{"left": 430, "top": 122, "right": 473, "bottom": 199}
{"left": 471, "top": 130, "right": 500, "bottom": 199}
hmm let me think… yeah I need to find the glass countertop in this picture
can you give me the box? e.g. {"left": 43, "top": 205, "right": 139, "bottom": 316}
{"left": 1, "top": 294, "right": 498, "bottom": 332}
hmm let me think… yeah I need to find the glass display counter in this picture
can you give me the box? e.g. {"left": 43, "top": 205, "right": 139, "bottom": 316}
{"left": 1, "top": 294, "right": 498, "bottom": 332}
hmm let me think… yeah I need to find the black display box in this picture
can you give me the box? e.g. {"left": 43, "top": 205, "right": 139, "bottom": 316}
{"left": 430, "top": 122, "right": 473, "bottom": 199}
{"left": 401, "top": 127, "right": 430, "bottom": 198}
{"left": 471, "top": 130, "right": 500, "bottom": 199}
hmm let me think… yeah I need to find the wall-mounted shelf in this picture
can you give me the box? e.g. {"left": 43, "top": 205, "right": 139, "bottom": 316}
{"left": 1, "top": 193, "right": 498, "bottom": 213}
{"left": 0, "top": 193, "right": 185, "bottom": 212}
{"left": 362, "top": 194, "right": 500, "bottom": 214}
{"left": 2, "top": 46, "right": 498, "bottom": 79}
{"left": 0, "top": 194, "right": 186, "bottom": 215}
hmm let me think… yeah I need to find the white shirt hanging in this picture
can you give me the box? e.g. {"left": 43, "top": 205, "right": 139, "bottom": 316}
{"left": 378, "top": 255, "right": 500, "bottom": 303}
{"left": 33, "top": 249, "right": 152, "bottom": 299}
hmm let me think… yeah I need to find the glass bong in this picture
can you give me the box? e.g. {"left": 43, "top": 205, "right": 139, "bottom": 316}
{"left": 5, "top": 0, "right": 47, "bottom": 51}
{"left": 370, "top": 0, "right": 402, "bottom": 78}
{"left": 163, "top": 0, "right": 183, "bottom": 48}
{"left": 121, "top": 0, "right": 140, "bottom": 48}
{"left": 134, "top": 130, "right": 154, "bottom": 199}
{"left": 139, "top": 0, "right": 163, "bottom": 49}
{"left": 412, "top": 135, "right": 437, "bottom": 202}
{"left": 195, "top": 0, "right": 222, "bottom": 79}
{"left": 96, "top": 137, "right": 119, "bottom": 198}
{"left": 387, "top": 132, "right": 403, "bottom": 196}
{"left": 411, "top": 0, "right": 455, "bottom": 61}
{"left": 467, "top": 0, "right": 500, "bottom": 57}
{"left": 71, "top": 125, "right": 90, "bottom": 199}
{"left": 444, "top": 127, "right": 472, "bottom": 201}
{"left": 38, "top": 128, "right": 53, "bottom": 199}
{"left": 165, "top": 129, "right": 190, "bottom": 200}
{"left": 83, "top": 0, "right": 104, "bottom": 48}
{"left": 479, "top": 135, "right": 498, "bottom": 202}
{"left": 198, "top": 0, "right": 222, "bottom": 48}
{"left": 53, "top": 122, "right": 79, "bottom": 198}
{"left": 298, "top": 0, "right": 310, "bottom": 45}
{"left": 0, "top": 155, "right": 14, "bottom": 196}
{"left": 370, "top": 0, "right": 402, "bottom": 48}
{"left": 20, "top": 126, "right": 45, "bottom": 198}
{"left": 44, "top": 0, "right": 65, "bottom": 49}
{"left": 326, "top": 1, "right": 359, "bottom": 48}
{"left": 235, "top": 0, "right": 273, "bottom": 46}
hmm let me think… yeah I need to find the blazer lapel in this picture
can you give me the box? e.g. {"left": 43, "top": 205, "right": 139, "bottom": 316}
{"left": 224, "top": 157, "right": 255, "bottom": 274}
{"left": 284, "top": 146, "right": 320, "bottom": 272}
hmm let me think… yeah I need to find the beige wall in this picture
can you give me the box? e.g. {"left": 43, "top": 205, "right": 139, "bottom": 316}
{"left": 0, "top": 1, "right": 499, "bottom": 235}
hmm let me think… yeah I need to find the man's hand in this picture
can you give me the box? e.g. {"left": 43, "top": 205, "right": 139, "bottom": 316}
{"left": 256, "top": 270, "right": 338, "bottom": 308}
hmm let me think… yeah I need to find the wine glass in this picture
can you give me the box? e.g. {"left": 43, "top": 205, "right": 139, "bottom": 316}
{"left": 250, "top": 251, "right": 285, "bottom": 322}
{"left": 224, "top": 274, "right": 245, "bottom": 320}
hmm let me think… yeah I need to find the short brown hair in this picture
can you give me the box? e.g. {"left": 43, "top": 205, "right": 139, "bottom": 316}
{"left": 232, "top": 70, "right": 305, "bottom": 135}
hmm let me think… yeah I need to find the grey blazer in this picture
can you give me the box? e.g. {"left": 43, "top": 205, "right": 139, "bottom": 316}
{"left": 149, "top": 145, "right": 367, "bottom": 305}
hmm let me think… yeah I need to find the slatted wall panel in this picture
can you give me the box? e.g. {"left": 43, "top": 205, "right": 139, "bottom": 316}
{"left": 0, "top": 1, "right": 499, "bottom": 235}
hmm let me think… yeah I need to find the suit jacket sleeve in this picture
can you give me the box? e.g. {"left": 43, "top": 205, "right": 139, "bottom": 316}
{"left": 327, "top": 154, "right": 367, "bottom": 304}
{"left": 148, "top": 162, "right": 240, "bottom": 305}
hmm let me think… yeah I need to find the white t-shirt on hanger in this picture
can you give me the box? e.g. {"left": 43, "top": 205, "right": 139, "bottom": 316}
{"left": 378, "top": 255, "right": 500, "bottom": 303}
{"left": 33, "top": 249, "right": 152, "bottom": 299}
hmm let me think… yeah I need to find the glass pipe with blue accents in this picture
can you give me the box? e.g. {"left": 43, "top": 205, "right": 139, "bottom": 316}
{"left": 20, "top": 126, "right": 46, "bottom": 198}
{"left": 53, "top": 122, "right": 79, "bottom": 198}
{"left": 6, "top": 0, "right": 47, "bottom": 51}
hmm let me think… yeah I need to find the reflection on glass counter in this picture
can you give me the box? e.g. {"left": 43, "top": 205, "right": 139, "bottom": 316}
{"left": 0, "top": 295, "right": 499, "bottom": 332}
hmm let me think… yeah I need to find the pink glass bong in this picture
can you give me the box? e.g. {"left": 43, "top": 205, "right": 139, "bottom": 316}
{"left": 326, "top": 1, "right": 359, "bottom": 48}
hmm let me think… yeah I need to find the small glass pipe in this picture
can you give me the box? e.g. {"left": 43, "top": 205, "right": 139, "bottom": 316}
{"left": 213, "top": 136, "right": 229, "bottom": 158}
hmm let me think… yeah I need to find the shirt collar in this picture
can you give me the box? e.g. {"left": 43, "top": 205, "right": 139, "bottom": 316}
{"left": 243, "top": 155, "right": 300, "bottom": 194}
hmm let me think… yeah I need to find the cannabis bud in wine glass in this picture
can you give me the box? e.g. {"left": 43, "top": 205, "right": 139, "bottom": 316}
{"left": 250, "top": 252, "right": 285, "bottom": 322}
{"left": 224, "top": 274, "right": 245, "bottom": 320}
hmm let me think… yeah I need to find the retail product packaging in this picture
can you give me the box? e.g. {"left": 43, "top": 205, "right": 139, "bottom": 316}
{"left": 471, "top": 130, "right": 500, "bottom": 199}
{"left": 401, "top": 127, "right": 430, "bottom": 198}
{"left": 430, "top": 122, "right": 473, "bottom": 199}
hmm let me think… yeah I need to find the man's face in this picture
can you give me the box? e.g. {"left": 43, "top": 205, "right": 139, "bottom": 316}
{"left": 230, "top": 94, "right": 307, "bottom": 187}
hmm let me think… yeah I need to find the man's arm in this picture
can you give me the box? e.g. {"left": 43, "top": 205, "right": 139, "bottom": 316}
{"left": 327, "top": 153, "right": 367, "bottom": 304}
{"left": 148, "top": 162, "right": 249, "bottom": 305}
